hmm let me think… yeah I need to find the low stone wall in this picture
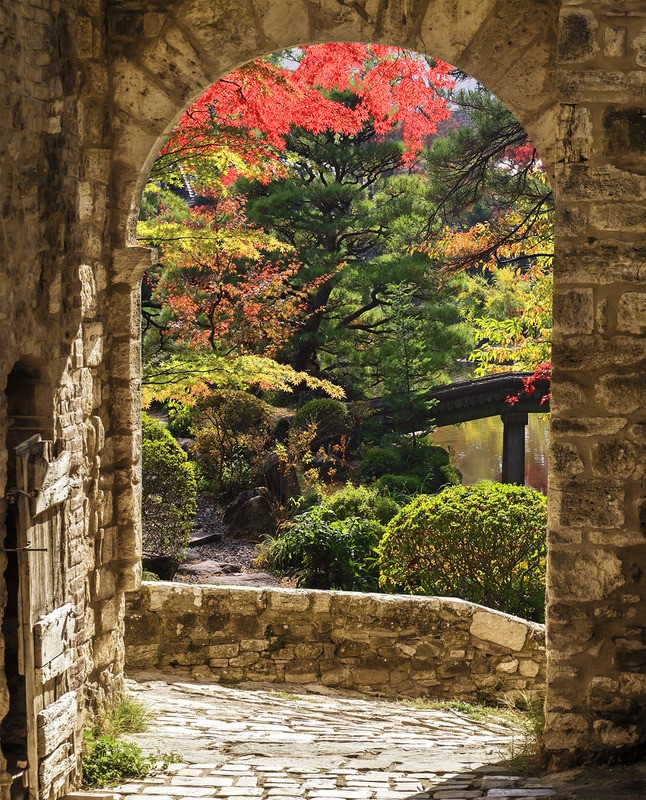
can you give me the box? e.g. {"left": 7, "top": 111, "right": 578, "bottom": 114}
{"left": 125, "top": 583, "right": 546, "bottom": 703}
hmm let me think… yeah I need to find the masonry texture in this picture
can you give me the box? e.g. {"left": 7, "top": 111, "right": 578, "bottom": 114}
{"left": 125, "top": 584, "right": 546, "bottom": 703}
{"left": 0, "top": 0, "right": 644, "bottom": 794}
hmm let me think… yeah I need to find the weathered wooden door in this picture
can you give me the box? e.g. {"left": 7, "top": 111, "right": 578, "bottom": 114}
{"left": 13, "top": 436, "right": 77, "bottom": 800}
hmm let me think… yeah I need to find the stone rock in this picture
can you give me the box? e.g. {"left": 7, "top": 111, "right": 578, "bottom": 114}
{"left": 223, "top": 491, "right": 277, "bottom": 540}
{"left": 176, "top": 560, "right": 225, "bottom": 579}
{"left": 470, "top": 611, "right": 528, "bottom": 652}
{"left": 261, "top": 453, "right": 299, "bottom": 504}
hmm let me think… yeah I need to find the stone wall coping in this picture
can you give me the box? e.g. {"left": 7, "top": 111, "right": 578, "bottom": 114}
{"left": 139, "top": 580, "right": 545, "bottom": 634}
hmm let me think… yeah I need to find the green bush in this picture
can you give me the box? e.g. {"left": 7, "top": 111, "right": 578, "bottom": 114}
{"left": 291, "top": 398, "right": 351, "bottom": 448}
{"left": 82, "top": 734, "right": 153, "bottom": 787}
{"left": 259, "top": 506, "right": 382, "bottom": 591}
{"left": 322, "top": 483, "right": 400, "bottom": 526}
{"left": 190, "top": 390, "right": 274, "bottom": 498}
{"left": 360, "top": 439, "right": 459, "bottom": 497}
{"left": 166, "top": 401, "right": 193, "bottom": 437}
{"left": 378, "top": 482, "right": 547, "bottom": 621}
{"left": 142, "top": 413, "right": 197, "bottom": 559}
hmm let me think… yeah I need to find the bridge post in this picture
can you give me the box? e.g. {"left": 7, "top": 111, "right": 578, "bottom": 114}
{"left": 501, "top": 411, "right": 528, "bottom": 485}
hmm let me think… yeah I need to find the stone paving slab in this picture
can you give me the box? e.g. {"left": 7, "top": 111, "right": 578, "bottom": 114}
{"left": 78, "top": 677, "right": 564, "bottom": 800}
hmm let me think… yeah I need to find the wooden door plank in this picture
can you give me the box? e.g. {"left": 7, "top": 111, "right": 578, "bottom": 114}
{"left": 15, "top": 441, "right": 40, "bottom": 799}
{"left": 37, "top": 692, "right": 77, "bottom": 756}
{"left": 33, "top": 604, "right": 75, "bottom": 668}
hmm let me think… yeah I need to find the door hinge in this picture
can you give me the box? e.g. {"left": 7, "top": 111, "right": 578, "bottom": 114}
{"left": 5, "top": 488, "right": 38, "bottom": 504}
{"left": 0, "top": 541, "right": 47, "bottom": 553}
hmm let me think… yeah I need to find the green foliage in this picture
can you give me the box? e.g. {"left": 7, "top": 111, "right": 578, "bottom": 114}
{"left": 322, "top": 483, "right": 400, "bottom": 526}
{"left": 142, "top": 351, "right": 344, "bottom": 409}
{"left": 190, "top": 390, "right": 274, "bottom": 498}
{"left": 94, "top": 695, "right": 153, "bottom": 738}
{"left": 259, "top": 506, "right": 382, "bottom": 591}
{"left": 455, "top": 266, "right": 552, "bottom": 375}
{"left": 360, "top": 439, "right": 459, "bottom": 498}
{"left": 82, "top": 734, "right": 154, "bottom": 787}
{"left": 166, "top": 400, "right": 193, "bottom": 437}
{"left": 378, "top": 482, "right": 547, "bottom": 621}
{"left": 376, "top": 284, "right": 470, "bottom": 439}
{"left": 291, "top": 399, "right": 351, "bottom": 447}
{"left": 141, "top": 414, "right": 197, "bottom": 559}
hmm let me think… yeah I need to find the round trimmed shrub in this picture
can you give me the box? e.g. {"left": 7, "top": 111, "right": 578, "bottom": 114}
{"left": 141, "top": 413, "right": 197, "bottom": 562}
{"left": 190, "top": 390, "right": 274, "bottom": 498}
{"left": 291, "top": 398, "right": 351, "bottom": 448}
{"left": 323, "top": 483, "right": 400, "bottom": 525}
{"left": 378, "top": 481, "right": 547, "bottom": 621}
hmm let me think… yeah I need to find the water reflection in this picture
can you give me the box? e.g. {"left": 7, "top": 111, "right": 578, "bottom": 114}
{"left": 431, "top": 413, "right": 549, "bottom": 494}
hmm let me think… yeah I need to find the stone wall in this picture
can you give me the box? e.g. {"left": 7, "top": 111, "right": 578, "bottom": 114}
{"left": 0, "top": 1, "right": 139, "bottom": 796}
{"left": 126, "top": 584, "right": 546, "bottom": 704}
{"left": 0, "top": 0, "right": 643, "bottom": 780}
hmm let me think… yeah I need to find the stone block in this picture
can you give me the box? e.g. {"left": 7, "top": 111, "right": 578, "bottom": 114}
{"left": 597, "top": 372, "right": 646, "bottom": 414}
{"left": 591, "top": 441, "right": 639, "bottom": 478}
{"left": 558, "top": 8, "right": 598, "bottom": 62}
{"left": 589, "top": 203, "right": 646, "bottom": 233}
{"left": 603, "top": 107, "right": 646, "bottom": 157}
{"left": 553, "top": 335, "right": 646, "bottom": 370}
{"left": 469, "top": 611, "right": 528, "bottom": 652}
{"left": 549, "top": 548, "right": 624, "bottom": 602}
{"left": 617, "top": 292, "right": 646, "bottom": 334}
{"left": 556, "top": 163, "right": 646, "bottom": 201}
{"left": 253, "top": 0, "right": 311, "bottom": 46}
{"left": 553, "top": 288, "right": 594, "bottom": 334}
{"left": 267, "top": 590, "right": 311, "bottom": 613}
{"left": 605, "top": 26, "right": 627, "bottom": 57}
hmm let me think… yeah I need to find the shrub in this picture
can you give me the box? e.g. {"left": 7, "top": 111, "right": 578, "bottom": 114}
{"left": 142, "top": 413, "right": 197, "bottom": 559}
{"left": 190, "top": 390, "right": 274, "bottom": 498}
{"left": 82, "top": 734, "right": 153, "bottom": 787}
{"left": 166, "top": 401, "right": 192, "bottom": 437}
{"left": 259, "top": 506, "right": 382, "bottom": 591}
{"left": 291, "top": 398, "right": 351, "bottom": 448}
{"left": 322, "top": 483, "right": 400, "bottom": 526}
{"left": 378, "top": 482, "right": 547, "bottom": 621}
{"left": 360, "top": 439, "right": 459, "bottom": 497}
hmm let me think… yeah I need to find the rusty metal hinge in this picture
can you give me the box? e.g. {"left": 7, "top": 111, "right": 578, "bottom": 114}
{"left": 5, "top": 488, "right": 38, "bottom": 504}
{"left": 0, "top": 541, "right": 47, "bottom": 553}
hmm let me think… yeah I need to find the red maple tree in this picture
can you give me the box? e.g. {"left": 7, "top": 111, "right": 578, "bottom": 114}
{"left": 142, "top": 45, "right": 454, "bottom": 358}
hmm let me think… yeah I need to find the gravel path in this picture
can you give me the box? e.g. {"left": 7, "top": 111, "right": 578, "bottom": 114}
{"left": 173, "top": 496, "right": 290, "bottom": 588}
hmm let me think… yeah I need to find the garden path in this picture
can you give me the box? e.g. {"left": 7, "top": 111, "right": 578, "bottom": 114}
{"left": 81, "top": 677, "right": 565, "bottom": 800}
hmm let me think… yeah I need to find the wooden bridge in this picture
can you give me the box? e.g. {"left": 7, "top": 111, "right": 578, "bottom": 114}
{"left": 378, "top": 372, "right": 550, "bottom": 486}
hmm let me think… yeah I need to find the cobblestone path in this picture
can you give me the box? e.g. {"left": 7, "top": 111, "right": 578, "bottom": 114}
{"left": 87, "top": 677, "right": 561, "bottom": 800}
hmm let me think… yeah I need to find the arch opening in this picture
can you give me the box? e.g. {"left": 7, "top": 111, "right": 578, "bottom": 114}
{"left": 130, "top": 43, "right": 549, "bottom": 632}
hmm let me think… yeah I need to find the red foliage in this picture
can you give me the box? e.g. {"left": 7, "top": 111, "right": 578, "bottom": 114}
{"left": 149, "top": 45, "right": 454, "bottom": 355}
{"left": 150, "top": 197, "right": 316, "bottom": 355}
{"left": 164, "top": 44, "right": 454, "bottom": 185}
{"left": 505, "top": 360, "right": 551, "bottom": 405}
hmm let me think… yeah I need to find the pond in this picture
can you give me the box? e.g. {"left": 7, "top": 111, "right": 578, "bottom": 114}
{"left": 430, "top": 413, "right": 549, "bottom": 494}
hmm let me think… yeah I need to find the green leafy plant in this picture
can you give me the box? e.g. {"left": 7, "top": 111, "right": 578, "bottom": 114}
{"left": 360, "top": 438, "right": 459, "bottom": 498}
{"left": 258, "top": 506, "right": 382, "bottom": 591}
{"left": 83, "top": 695, "right": 178, "bottom": 788}
{"left": 142, "top": 413, "right": 197, "bottom": 560}
{"left": 189, "top": 389, "right": 274, "bottom": 498}
{"left": 378, "top": 481, "right": 547, "bottom": 621}
{"left": 82, "top": 733, "right": 155, "bottom": 787}
{"left": 322, "top": 483, "right": 400, "bottom": 526}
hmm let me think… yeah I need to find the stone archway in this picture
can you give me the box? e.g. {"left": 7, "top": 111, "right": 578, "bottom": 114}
{"left": 103, "top": 0, "right": 646, "bottom": 768}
